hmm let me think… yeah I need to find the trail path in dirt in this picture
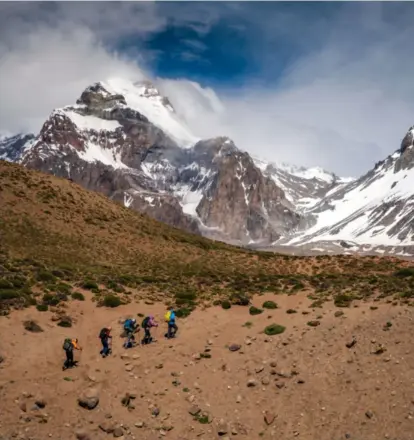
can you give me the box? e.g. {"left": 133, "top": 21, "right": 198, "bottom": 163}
{"left": 0, "top": 292, "right": 413, "bottom": 440}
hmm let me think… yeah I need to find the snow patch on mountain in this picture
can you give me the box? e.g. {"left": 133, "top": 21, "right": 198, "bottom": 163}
{"left": 102, "top": 78, "right": 199, "bottom": 148}
{"left": 286, "top": 144, "right": 414, "bottom": 247}
{"left": 65, "top": 110, "right": 121, "bottom": 132}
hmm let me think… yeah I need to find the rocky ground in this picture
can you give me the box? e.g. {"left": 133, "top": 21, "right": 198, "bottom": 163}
{"left": 1, "top": 292, "right": 413, "bottom": 440}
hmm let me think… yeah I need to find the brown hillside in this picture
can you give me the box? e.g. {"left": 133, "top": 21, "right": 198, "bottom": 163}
{"left": 1, "top": 159, "right": 414, "bottom": 315}
{"left": 1, "top": 160, "right": 414, "bottom": 440}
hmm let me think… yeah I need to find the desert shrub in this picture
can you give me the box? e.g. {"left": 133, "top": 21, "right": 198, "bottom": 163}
{"left": 37, "top": 270, "right": 56, "bottom": 282}
{"left": 71, "top": 292, "right": 85, "bottom": 301}
{"left": 23, "top": 320, "right": 43, "bottom": 333}
{"left": 102, "top": 295, "right": 121, "bottom": 308}
{"left": 54, "top": 282, "right": 72, "bottom": 295}
{"left": 394, "top": 268, "right": 414, "bottom": 278}
{"left": 175, "top": 307, "right": 192, "bottom": 318}
{"left": 334, "top": 294, "right": 353, "bottom": 308}
{"left": 36, "top": 304, "right": 48, "bottom": 312}
{"left": 230, "top": 293, "right": 250, "bottom": 306}
{"left": 42, "top": 292, "right": 60, "bottom": 306}
{"left": 0, "top": 279, "right": 13, "bottom": 289}
{"left": 221, "top": 300, "right": 231, "bottom": 310}
{"left": 82, "top": 280, "right": 98, "bottom": 290}
{"left": 57, "top": 316, "right": 72, "bottom": 327}
{"left": 262, "top": 300, "right": 278, "bottom": 309}
{"left": 264, "top": 324, "right": 286, "bottom": 336}
{"left": 286, "top": 308, "right": 297, "bottom": 314}
{"left": 249, "top": 306, "right": 263, "bottom": 316}
{"left": 0, "top": 289, "right": 20, "bottom": 300}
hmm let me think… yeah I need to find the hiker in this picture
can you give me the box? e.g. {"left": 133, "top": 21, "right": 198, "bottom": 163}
{"left": 165, "top": 307, "right": 178, "bottom": 339}
{"left": 62, "top": 338, "right": 82, "bottom": 370}
{"left": 141, "top": 315, "right": 158, "bottom": 345}
{"left": 123, "top": 318, "right": 138, "bottom": 348}
{"left": 99, "top": 326, "right": 112, "bottom": 358}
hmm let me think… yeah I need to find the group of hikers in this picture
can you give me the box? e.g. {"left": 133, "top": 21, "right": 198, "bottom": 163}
{"left": 62, "top": 307, "right": 178, "bottom": 370}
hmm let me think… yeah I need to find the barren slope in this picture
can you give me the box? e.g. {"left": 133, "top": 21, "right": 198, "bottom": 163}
{"left": 0, "top": 292, "right": 414, "bottom": 440}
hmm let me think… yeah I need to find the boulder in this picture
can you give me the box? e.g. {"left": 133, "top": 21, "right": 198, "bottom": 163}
{"left": 78, "top": 388, "right": 99, "bottom": 410}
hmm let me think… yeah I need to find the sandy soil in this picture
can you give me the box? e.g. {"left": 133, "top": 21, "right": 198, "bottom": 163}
{"left": 0, "top": 293, "right": 414, "bottom": 440}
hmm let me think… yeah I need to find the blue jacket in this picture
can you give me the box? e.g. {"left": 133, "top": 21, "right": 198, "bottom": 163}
{"left": 168, "top": 311, "right": 176, "bottom": 325}
{"left": 124, "top": 319, "right": 135, "bottom": 330}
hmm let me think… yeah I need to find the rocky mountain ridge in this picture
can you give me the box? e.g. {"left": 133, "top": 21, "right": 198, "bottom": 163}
{"left": 2, "top": 77, "right": 414, "bottom": 255}
{"left": 1, "top": 78, "right": 313, "bottom": 244}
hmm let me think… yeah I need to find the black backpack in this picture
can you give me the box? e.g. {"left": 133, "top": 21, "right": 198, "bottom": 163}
{"left": 141, "top": 317, "right": 150, "bottom": 328}
{"left": 63, "top": 338, "right": 73, "bottom": 351}
{"left": 99, "top": 328, "right": 108, "bottom": 339}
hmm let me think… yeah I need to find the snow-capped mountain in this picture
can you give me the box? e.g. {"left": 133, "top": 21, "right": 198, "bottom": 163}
{"left": 1, "top": 78, "right": 302, "bottom": 244}
{"left": 0, "top": 133, "right": 35, "bottom": 162}
{"left": 253, "top": 156, "right": 354, "bottom": 211}
{"left": 278, "top": 126, "right": 414, "bottom": 256}
{"left": 2, "top": 76, "right": 414, "bottom": 256}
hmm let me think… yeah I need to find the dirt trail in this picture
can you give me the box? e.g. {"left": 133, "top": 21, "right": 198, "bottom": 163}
{"left": 0, "top": 293, "right": 414, "bottom": 440}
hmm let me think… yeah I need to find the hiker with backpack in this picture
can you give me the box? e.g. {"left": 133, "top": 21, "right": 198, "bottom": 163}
{"left": 62, "top": 338, "right": 82, "bottom": 370}
{"left": 165, "top": 307, "right": 178, "bottom": 339}
{"left": 141, "top": 315, "right": 158, "bottom": 345}
{"left": 123, "top": 318, "right": 139, "bottom": 349}
{"left": 99, "top": 326, "right": 112, "bottom": 358}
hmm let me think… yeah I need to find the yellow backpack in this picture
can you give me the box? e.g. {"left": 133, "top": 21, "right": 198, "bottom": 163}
{"left": 164, "top": 311, "right": 171, "bottom": 322}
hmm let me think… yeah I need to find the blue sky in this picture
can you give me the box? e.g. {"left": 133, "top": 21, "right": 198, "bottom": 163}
{"left": 2, "top": 2, "right": 414, "bottom": 175}
{"left": 119, "top": 2, "right": 339, "bottom": 89}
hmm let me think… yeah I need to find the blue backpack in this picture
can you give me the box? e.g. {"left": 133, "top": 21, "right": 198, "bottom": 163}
{"left": 124, "top": 319, "right": 133, "bottom": 330}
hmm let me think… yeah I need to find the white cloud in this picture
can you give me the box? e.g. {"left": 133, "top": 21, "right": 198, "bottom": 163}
{"left": 0, "top": 26, "right": 147, "bottom": 134}
{"left": 1, "top": 2, "right": 414, "bottom": 177}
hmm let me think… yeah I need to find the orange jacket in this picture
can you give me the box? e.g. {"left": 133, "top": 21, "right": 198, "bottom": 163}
{"left": 71, "top": 339, "right": 81, "bottom": 350}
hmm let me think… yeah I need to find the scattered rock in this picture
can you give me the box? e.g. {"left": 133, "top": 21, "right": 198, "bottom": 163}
{"left": 120, "top": 354, "right": 130, "bottom": 360}
{"left": 78, "top": 388, "right": 99, "bottom": 410}
{"left": 365, "top": 411, "right": 374, "bottom": 419}
{"left": 217, "top": 419, "right": 229, "bottom": 436}
{"left": 276, "top": 382, "right": 285, "bottom": 389}
{"left": 34, "top": 399, "right": 46, "bottom": 409}
{"left": 113, "top": 427, "right": 124, "bottom": 438}
{"left": 247, "top": 378, "right": 258, "bottom": 387}
{"left": 19, "top": 402, "right": 27, "bottom": 412}
{"left": 99, "top": 421, "right": 115, "bottom": 433}
{"left": 121, "top": 393, "right": 136, "bottom": 409}
{"left": 264, "top": 411, "right": 276, "bottom": 425}
{"left": 152, "top": 407, "right": 160, "bottom": 417}
{"left": 236, "top": 395, "right": 242, "bottom": 403}
{"left": 189, "top": 405, "right": 201, "bottom": 416}
{"left": 307, "top": 321, "right": 320, "bottom": 327}
{"left": 0, "top": 354, "right": 5, "bottom": 364}
{"left": 346, "top": 338, "right": 357, "bottom": 349}
{"left": 125, "top": 365, "right": 134, "bottom": 372}
{"left": 228, "top": 344, "right": 241, "bottom": 352}
{"left": 261, "top": 377, "right": 270, "bottom": 386}
{"left": 75, "top": 429, "right": 91, "bottom": 440}
{"left": 134, "top": 421, "right": 145, "bottom": 428}
{"left": 255, "top": 366, "right": 264, "bottom": 374}
{"left": 372, "top": 344, "right": 386, "bottom": 355}
{"left": 334, "top": 311, "right": 344, "bottom": 317}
